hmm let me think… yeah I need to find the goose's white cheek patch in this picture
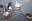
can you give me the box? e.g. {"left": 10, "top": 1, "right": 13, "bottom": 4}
{"left": 9, "top": 6, "right": 12, "bottom": 10}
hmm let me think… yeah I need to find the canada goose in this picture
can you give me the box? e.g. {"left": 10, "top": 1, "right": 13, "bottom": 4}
{"left": 2, "top": 2, "right": 12, "bottom": 21}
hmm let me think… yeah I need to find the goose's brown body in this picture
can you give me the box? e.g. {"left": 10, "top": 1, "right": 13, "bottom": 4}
{"left": 2, "top": 7, "right": 12, "bottom": 21}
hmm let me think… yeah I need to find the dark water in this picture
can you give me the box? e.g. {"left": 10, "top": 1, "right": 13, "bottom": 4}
{"left": 0, "top": 0, "right": 32, "bottom": 21}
